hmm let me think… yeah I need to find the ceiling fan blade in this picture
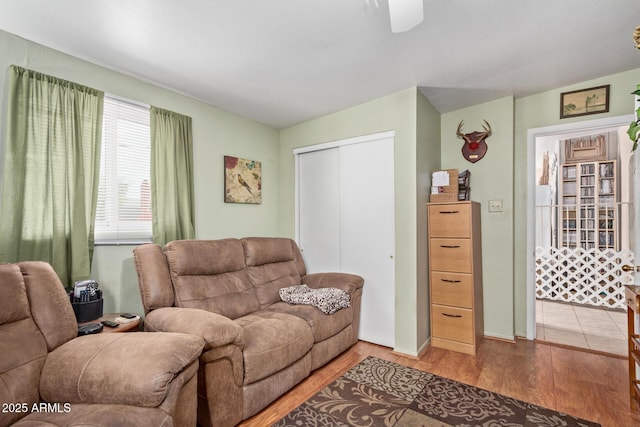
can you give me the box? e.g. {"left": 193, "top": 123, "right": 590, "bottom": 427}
{"left": 388, "top": 0, "right": 424, "bottom": 33}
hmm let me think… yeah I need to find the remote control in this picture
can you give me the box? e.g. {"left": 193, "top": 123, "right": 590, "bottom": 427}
{"left": 114, "top": 315, "right": 139, "bottom": 324}
{"left": 120, "top": 313, "right": 137, "bottom": 319}
{"left": 77, "top": 323, "right": 103, "bottom": 336}
{"left": 101, "top": 320, "right": 119, "bottom": 328}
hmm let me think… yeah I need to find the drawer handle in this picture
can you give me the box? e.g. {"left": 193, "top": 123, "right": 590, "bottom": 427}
{"left": 441, "top": 313, "right": 462, "bottom": 318}
{"left": 441, "top": 279, "right": 461, "bottom": 283}
{"left": 438, "top": 210, "right": 460, "bottom": 214}
{"left": 440, "top": 245, "right": 461, "bottom": 249}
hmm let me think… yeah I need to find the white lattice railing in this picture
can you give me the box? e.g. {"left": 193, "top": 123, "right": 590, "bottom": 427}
{"left": 535, "top": 246, "right": 635, "bottom": 309}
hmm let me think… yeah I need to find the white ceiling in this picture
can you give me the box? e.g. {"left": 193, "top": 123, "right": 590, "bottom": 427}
{"left": 0, "top": 0, "right": 639, "bottom": 129}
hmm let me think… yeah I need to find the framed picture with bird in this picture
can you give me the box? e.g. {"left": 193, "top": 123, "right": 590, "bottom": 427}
{"left": 224, "top": 155, "right": 262, "bottom": 204}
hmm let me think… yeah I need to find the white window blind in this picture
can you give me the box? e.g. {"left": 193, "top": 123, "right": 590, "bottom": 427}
{"left": 95, "top": 95, "right": 152, "bottom": 244}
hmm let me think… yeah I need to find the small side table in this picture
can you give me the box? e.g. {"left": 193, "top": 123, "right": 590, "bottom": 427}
{"left": 79, "top": 313, "right": 141, "bottom": 333}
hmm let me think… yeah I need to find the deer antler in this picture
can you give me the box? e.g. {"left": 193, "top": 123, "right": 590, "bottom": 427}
{"left": 456, "top": 120, "right": 465, "bottom": 138}
{"left": 457, "top": 120, "right": 492, "bottom": 138}
{"left": 481, "top": 119, "right": 492, "bottom": 136}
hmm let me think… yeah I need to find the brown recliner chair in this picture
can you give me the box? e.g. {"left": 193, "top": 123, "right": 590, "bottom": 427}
{"left": 0, "top": 261, "right": 205, "bottom": 427}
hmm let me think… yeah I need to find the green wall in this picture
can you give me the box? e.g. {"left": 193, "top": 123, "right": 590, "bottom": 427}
{"left": 441, "top": 97, "right": 516, "bottom": 340}
{"left": 439, "top": 69, "right": 639, "bottom": 341}
{"left": 0, "top": 30, "right": 282, "bottom": 315}
{"left": 416, "top": 92, "right": 442, "bottom": 349}
{"left": 279, "top": 88, "right": 441, "bottom": 355}
{"left": 513, "top": 68, "right": 640, "bottom": 336}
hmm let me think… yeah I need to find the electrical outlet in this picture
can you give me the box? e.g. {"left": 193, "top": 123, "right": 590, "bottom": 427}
{"left": 488, "top": 199, "right": 503, "bottom": 212}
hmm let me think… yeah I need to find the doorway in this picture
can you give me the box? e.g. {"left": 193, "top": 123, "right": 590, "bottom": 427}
{"left": 527, "top": 114, "right": 637, "bottom": 356}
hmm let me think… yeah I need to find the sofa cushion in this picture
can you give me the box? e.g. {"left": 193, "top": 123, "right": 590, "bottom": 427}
{"left": 164, "top": 239, "right": 261, "bottom": 319}
{"left": 134, "top": 243, "right": 176, "bottom": 312}
{"left": 40, "top": 333, "right": 203, "bottom": 408}
{"left": 266, "top": 301, "right": 353, "bottom": 343}
{"left": 19, "top": 261, "right": 78, "bottom": 351}
{"left": 242, "top": 237, "right": 306, "bottom": 307}
{"left": 0, "top": 264, "right": 48, "bottom": 427}
{"left": 0, "top": 319, "right": 47, "bottom": 427}
{"left": 0, "top": 264, "right": 31, "bottom": 324}
{"left": 13, "top": 403, "right": 173, "bottom": 427}
{"left": 234, "top": 311, "right": 313, "bottom": 385}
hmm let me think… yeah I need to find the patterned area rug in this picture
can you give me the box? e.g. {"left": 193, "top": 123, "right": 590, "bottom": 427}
{"left": 273, "top": 356, "right": 600, "bottom": 427}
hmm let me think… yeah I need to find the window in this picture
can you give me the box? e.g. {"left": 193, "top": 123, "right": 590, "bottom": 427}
{"left": 95, "top": 95, "right": 151, "bottom": 244}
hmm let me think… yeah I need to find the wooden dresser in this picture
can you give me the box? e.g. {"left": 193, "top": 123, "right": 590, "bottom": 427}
{"left": 428, "top": 201, "right": 483, "bottom": 355}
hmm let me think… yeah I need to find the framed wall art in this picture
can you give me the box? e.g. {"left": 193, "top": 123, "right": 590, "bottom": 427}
{"left": 224, "top": 155, "right": 262, "bottom": 204}
{"left": 562, "top": 132, "right": 608, "bottom": 162}
{"left": 560, "top": 84, "right": 610, "bottom": 119}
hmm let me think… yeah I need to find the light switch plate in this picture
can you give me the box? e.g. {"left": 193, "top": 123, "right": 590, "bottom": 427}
{"left": 488, "top": 199, "right": 503, "bottom": 212}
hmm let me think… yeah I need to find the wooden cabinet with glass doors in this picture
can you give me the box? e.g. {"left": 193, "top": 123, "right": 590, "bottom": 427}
{"left": 558, "top": 160, "right": 617, "bottom": 250}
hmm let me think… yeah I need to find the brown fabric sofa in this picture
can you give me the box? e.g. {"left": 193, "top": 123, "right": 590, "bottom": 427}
{"left": 133, "top": 237, "right": 364, "bottom": 427}
{"left": 0, "top": 261, "right": 204, "bottom": 427}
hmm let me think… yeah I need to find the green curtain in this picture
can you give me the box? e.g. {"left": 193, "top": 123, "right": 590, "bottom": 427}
{"left": 0, "top": 65, "right": 104, "bottom": 287}
{"left": 150, "top": 106, "right": 195, "bottom": 245}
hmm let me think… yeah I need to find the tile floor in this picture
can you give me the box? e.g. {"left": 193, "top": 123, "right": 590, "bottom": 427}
{"left": 535, "top": 299, "right": 628, "bottom": 356}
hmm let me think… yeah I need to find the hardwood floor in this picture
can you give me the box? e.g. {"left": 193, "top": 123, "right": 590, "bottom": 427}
{"left": 238, "top": 338, "right": 640, "bottom": 427}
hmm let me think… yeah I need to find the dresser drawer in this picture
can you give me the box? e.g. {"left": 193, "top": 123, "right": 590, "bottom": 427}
{"left": 432, "top": 304, "right": 473, "bottom": 344}
{"left": 431, "top": 271, "right": 473, "bottom": 308}
{"left": 429, "top": 238, "right": 471, "bottom": 273}
{"left": 429, "top": 204, "right": 471, "bottom": 238}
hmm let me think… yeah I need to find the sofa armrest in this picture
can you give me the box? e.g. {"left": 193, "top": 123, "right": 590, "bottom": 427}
{"left": 145, "top": 307, "right": 244, "bottom": 350}
{"left": 302, "top": 272, "right": 364, "bottom": 295}
{"left": 40, "top": 332, "right": 203, "bottom": 408}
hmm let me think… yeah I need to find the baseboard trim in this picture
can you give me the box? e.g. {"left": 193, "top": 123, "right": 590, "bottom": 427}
{"left": 534, "top": 338, "right": 626, "bottom": 359}
{"left": 483, "top": 331, "right": 515, "bottom": 342}
{"left": 484, "top": 335, "right": 517, "bottom": 344}
{"left": 391, "top": 338, "right": 431, "bottom": 359}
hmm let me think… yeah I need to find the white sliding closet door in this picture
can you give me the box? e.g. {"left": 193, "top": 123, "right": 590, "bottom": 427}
{"left": 298, "top": 148, "right": 341, "bottom": 272}
{"left": 296, "top": 133, "right": 395, "bottom": 348}
{"left": 339, "top": 139, "right": 395, "bottom": 347}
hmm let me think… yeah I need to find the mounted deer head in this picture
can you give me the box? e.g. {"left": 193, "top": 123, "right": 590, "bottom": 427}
{"left": 456, "top": 120, "right": 491, "bottom": 163}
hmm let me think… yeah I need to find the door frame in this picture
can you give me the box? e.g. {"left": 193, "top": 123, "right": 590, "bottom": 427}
{"left": 526, "top": 114, "right": 635, "bottom": 339}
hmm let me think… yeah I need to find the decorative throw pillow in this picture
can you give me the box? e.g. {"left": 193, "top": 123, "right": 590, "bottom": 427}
{"left": 279, "top": 284, "right": 350, "bottom": 314}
